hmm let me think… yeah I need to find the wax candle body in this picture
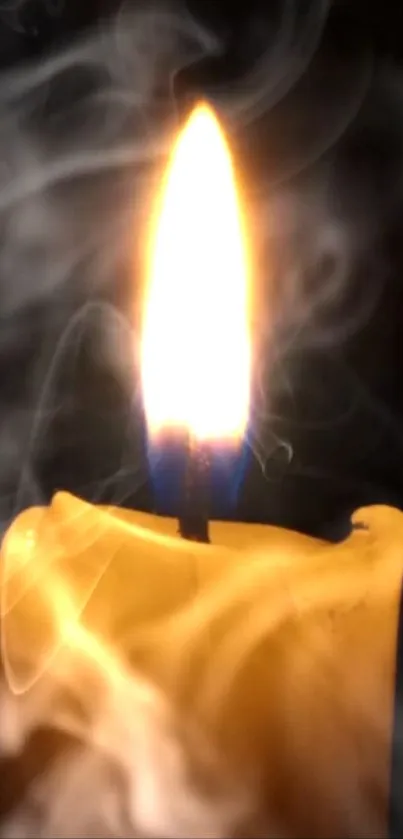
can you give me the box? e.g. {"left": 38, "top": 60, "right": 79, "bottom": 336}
{"left": 1, "top": 492, "right": 402, "bottom": 838}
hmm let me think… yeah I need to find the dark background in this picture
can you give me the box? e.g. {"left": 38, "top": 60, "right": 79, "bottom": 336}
{"left": 4, "top": 1, "right": 403, "bottom": 69}
{"left": 1, "top": 0, "right": 403, "bottom": 540}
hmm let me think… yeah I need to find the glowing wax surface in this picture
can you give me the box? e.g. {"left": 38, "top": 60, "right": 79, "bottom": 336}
{"left": 1, "top": 493, "right": 402, "bottom": 837}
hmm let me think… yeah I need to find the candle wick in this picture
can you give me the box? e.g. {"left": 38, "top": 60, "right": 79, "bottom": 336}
{"left": 178, "top": 436, "right": 210, "bottom": 544}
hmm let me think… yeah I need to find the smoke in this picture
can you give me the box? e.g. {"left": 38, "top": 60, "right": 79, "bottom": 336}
{"left": 0, "top": 597, "right": 260, "bottom": 837}
{"left": 0, "top": 670, "right": 254, "bottom": 838}
{"left": 0, "top": 0, "right": 394, "bottom": 510}
{"left": 0, "top": 0, "right": 390, "bottom": 513}
{"left": 0, "top": 1, "right": 224, "bottom": 527}
{"left": 0, "top": 0, "right": 401, "bottom": 833}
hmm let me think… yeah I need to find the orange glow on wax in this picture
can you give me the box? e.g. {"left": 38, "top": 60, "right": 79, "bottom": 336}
{"left": 141, "top": 101, "right": 251, "bottom": 442}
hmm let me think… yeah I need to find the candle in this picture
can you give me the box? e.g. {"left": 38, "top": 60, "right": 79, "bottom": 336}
{"left": 1, "top": 493, "right": 402, "bottom": 837}
{"left": 0, "top": 102, "right": 402, "bottom": 838}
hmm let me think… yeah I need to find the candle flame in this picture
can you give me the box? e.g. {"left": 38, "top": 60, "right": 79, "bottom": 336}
{"left": 141, "top": 102, "right": 251, "bottom": 442}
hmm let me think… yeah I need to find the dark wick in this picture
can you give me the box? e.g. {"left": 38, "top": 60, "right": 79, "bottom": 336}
{"left": 178, "top": 436, "right": 210, "bottom": 543}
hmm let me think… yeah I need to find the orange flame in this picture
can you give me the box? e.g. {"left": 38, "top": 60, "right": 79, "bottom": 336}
{"left": 141, "top": 102, "right": 251, "bottom": 442}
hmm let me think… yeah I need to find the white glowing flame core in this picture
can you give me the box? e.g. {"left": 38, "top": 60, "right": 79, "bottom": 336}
{"left": 141, "top": 102, "right": 251, "bottom": 441}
